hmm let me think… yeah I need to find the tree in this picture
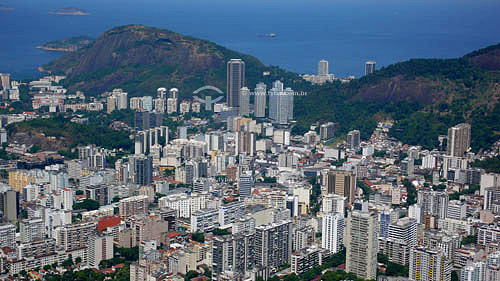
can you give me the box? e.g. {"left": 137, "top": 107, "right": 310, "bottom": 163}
{"left": 73, "top": 199, "right": 100, "bottom": 211}
{"left": 114, "top": 246, "right": 139, "bottom": 261}
{"left": 62, "top": 257, "right": 74, "bottom": 267}
{"left": 75, "top": 256, "right": 82, "bottom": 264}
{"left": 43, "top": 265, "right": 51, "bottom": 271}
{"left": 462, "top": 235, "right": 477, "bottom": 245}
{"left": 377, "top": 253, "right": 389, "bottom": 264}
{"left": 185, "top": 270, "right": 199, "bottom": 280}
{"left": 283, "top": 274, "right": 299, "bottom": 281}
{"left": 386, "top": 262, "right": 409, "bottom": 277}
{"left": 191, "top": 232, "right": 205, "bottom": 243}
{"left": 212, "top": 228, "right": 229, "bottom": 236}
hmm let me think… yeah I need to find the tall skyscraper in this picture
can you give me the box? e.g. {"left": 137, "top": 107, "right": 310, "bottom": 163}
{"left": 212, "top": 233, "right": 255, "bottom": 281}
{"left": 320, "top": 122, "right": 336, "bottom": 140}
{"left": 135, "top": 155, "right": 153, "bottom": 186}
{"left": 345, "top": 209, "right": 378, "bottom": 280}
{"left": 409, "top": 247, "right": 452, "bottom": 281}
{"left": 0, "top": 74, "right": 10, "bottom": 90}
{"left": 318, "top": 59, "right": 329, "bottom": 76}
{"left": 417, "top": 190, "right": 449, "bottom": 220}
{"left": 365, "top": 61, "right": 376, "bottom": 75}
{"left": 327, "top": 170, "right": 356, "bottom": 204}
{"left": 168, "top": 88, "right": 179, "bottom": 99}
{"left": 268, "top": 80, "right": 294, "bottom": 124}
{"left": 447, "top": 123, "right": 471, "bottom": 157}
{"left": 236, "top": 131, "right": 256, "bottom": 156}
{"left": 255, "top": 220, "right": 292, "bottom": 269}
{"left": 254, "top": 82, "right": 267, "bottom": 118}
{"left": 378, "top": 217, "right": 418, "bottom": 266}
{"left": 238, "top": 87, "right": 250, "bottom": 116}
{"left": 227, "top": 59, "right": 245, "bottom": 108}
{"left": 3, "top": 190, "right": 19, "bottom": 222}
{"left": 135, "top": 111, "right": 150, "bottom": 131}
{"left": 346, "top": 130, "right": 361, "bottom": 151}
{"left": 321, "top": 212, "right": 344, "bottom": 253}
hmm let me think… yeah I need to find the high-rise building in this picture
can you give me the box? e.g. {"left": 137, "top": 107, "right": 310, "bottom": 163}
{"left": 318, "top": 60, "right": 329, "bottom": 76}
{"left": 62, "top": 188, "right": 73, "bottom": 211}
{"left": 447, "top": 123, "right": 471, "bottom": 157}
{"left": 346, "top": 130, "right": 361, "bottom": 151}
{"left": 106, "top": 95, "right": 117, "bottom": 113}
{"left": 135, "top": 155, "right": 152, "bottom": 186}
{"left": 3, "top": 190, "right": 19, "bottom": 222}
{"left": 460, "top": 262, "right": 484, "bottom": 281}
{"left": 345, "top": 209, "right": 378, "bottom": 280}
{"left": 268, "top": 80, "right": 294, "bottom": 124}
{"left": 227, "top": 59, "right": 245, "bottom": 108}
{"left": 327, "top": 170, "right": 356, "bottom": 204}
{"left": 239, "top": 87, "right": 250, "bottom": 116}
{"left": 321, "top": 212, "right": 344, "bottom": 253}
{"left": 447, "top": 200, "right": 466, "bottom": 220}
{"left": 20, "top": 218, "right": 44, "bottom": 243}
{"left": 255, "top": 221, "right": 292, "bottom": 270}
{"left": 254, "top": 83, "right": 267, "bottom": 118}
{"left": 85, "top": 185, "right": 109, "bottom": 206}
{"left": 212, "top": 232, "right": 255, "bottom": 280}
{"left": 0, "top": 223, "right": 16, "bottom": 249}
{"left": 167, "top": 98, "right": 177, "bottom": 114}
{"left": 388, "top": 217, "right": 417, "bottom": 248}
{"left": 135, "top": 111, "right": 150, "bottom": 131}
{"left": 119, "top": 195, "right": 149, "bottom": 219}
{"left": 417, "top": 190, "right": 449, "bottom": 220}
{"left": 320, "top": 122, "right": 336, "bottom": 140}
{"left": 236, "top": 131, "right": 256, "bottom": 156}
{"left": 88, "top": 234, "right": 114, "bottom": 268}
{"left": 239, "top": 175, "right": 254, "bottom": 199}
{"left": 169, "top": 88, "right": 179, "bottom": 99}
{"left": 378, "top": 217, "right": 417, "bottom": 266}
{"left": 322, "top": 194, "right": 346, "bottom": 214}
{"left": 365, "top": 61, "right": 376, "bottom": 75}
{"left": 409, "top": 247, "right": 452, "bottom": 281}
{"left": 54, "top": 221, "right": 97, "bottom": 251}
{"left": 0, "top": 74, "right": 10, "bottom": 90}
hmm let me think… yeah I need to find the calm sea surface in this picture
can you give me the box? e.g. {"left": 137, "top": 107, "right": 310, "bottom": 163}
{"left": 1, "top": 0, "right": 499, "bottom": 79}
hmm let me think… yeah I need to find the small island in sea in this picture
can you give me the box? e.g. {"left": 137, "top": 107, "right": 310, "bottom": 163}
{"left": 37, "top": 36, "right": 94, "bottom": 52}
{"left": 49, "top": 8, "right": 90, "bottom": 15}
{"left": 0, "top": 5, "right": 14, "bottom": 11}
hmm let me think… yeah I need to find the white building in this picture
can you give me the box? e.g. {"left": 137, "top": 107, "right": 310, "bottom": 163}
{"left": 321, "top": 212, "right": 344, "bottom": 253}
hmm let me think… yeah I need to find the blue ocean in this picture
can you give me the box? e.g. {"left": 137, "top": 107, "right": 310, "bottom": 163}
{"left": 1, "top": 0, "right": 499, "bottom": 79}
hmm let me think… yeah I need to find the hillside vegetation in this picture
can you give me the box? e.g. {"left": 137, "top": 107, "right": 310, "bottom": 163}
{"left": 41, "top": 25, "right": 500, "bottom": 151}
{"left": 42, "top": 25, "right": 300, "bottom": 97}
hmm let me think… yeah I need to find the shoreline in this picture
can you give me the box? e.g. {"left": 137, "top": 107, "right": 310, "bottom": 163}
{"left": 48, "top": 11, "right": 90, "bottom": 16}
{"left": 36, "top": 46, "right": 75, "bottom": 52}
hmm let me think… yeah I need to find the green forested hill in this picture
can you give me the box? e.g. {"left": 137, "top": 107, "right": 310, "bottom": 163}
{"left": 42, "top": 24, "right": 500, "bottom": 151}
{"left": 292, "top": 44, "right": 500, "bottom": 151}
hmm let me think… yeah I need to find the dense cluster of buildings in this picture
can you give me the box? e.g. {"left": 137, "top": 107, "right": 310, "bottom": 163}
{"left": 0, "top": 59, "right": 499, "bottom": 281}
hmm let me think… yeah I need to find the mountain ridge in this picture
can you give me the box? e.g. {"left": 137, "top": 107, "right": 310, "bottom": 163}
{"left": 42, "top": 24, "right": 500, "bottom": 151}
{"left": 42, "top": 24, "right": 296, "bottom": 96}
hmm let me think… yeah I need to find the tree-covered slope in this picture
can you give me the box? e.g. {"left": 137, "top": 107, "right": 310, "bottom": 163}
{"left": 41, "top": 25, "right": 298, "bottom": 97}
{"left": 293, "top": 43, "right": 500, "bottom": 151}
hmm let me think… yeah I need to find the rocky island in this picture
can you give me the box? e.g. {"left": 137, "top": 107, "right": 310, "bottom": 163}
{"left": 37, "top": 36, "right": 94, "bottom": 52}
{"left": 49, "top": 8, "right": 90, "bottom": 15}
